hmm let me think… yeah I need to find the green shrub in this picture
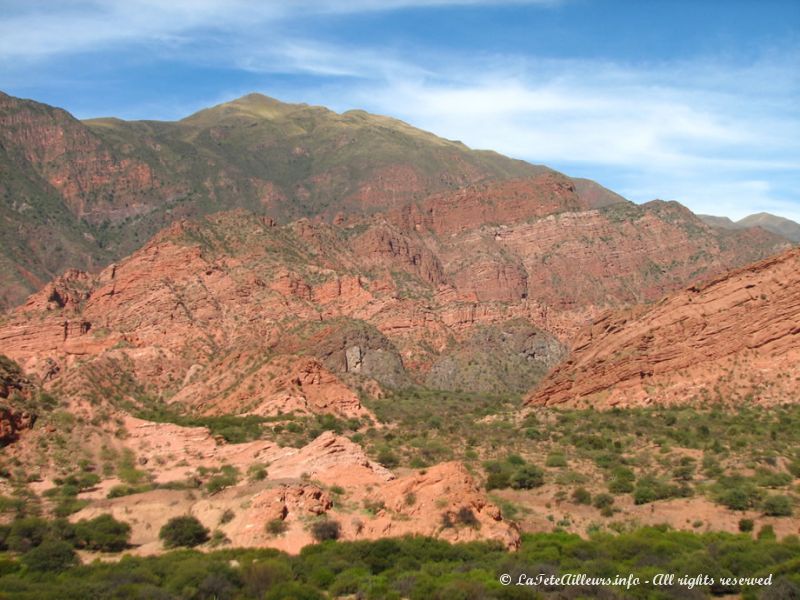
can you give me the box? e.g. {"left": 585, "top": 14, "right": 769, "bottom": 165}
{"left": 206, "top": 465, "right": 239, "bottom": 494}
{"left": 21, "top": 540, "right": 78, "bottom": 572}
{"left": 506, "top": 454, "right": 526, "bottom": 466}
{"left": 247, "top": 463, "right": 268, "bottom": 482}
{"left": 608, "top": 466, "right": 636, "bottom": 494}
{"left": 266, "top": 519, "right": 288, "bottom": 536}
{"left": 377, "top": 448, "right": 399, "bottom": 469}
{"left": 762, "top": 495, "right": 793, "bottom": 517}
{"left": 5, "top": 517, "right": 49, "bottom": 553}
{"left": 264, "top": 582, "right": 324, "bottom": 600}
{"left": 593, "top": 493, "right": 615, "bottom": 509}
{"left": 74, "top": 514, "right": 131, "bottom": 552}
{"left": 755, "top": 470, "right": 792, "bottom": 488}
{"left": 242, "top": 559, "right": 293, "bottom": 597}
{"left": 510, "top": 465, "right": 544, "bottom": 489}
{"left": 571, "top": 487, "right": 592, "bottom": 505}
{"left": 757, "top": 524, "right": 776, "bottom": 540}
{"left": 546, "top": 453, "right": 567, "bottom": 468}
{"left": 738, "top": 518, "right": 754, "bottom": 532}
{"left": 159, "top": 516, "right": 209, "bottom": 548}
{"left": 107, "top": 484, "right": 152, "bottom": 498}
{"left": 633, "top": 476, "right": 685, "bottom": 505}
{"left": 716, "top": 480, "right": 760, "bottom": 511}
{"left": 310, "top": 519, "right": 341, "bottom": 542}
{"left": 672, "top": 457, "right": 696, "bottom": 481}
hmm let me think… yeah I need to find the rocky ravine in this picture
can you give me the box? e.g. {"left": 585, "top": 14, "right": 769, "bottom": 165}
{"left": 526, "top": 247, "right": 800, "bottom": 408}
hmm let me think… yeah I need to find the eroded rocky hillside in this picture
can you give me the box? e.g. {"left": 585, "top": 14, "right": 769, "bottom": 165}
{"left": 526, "top": 247, "right": 800, "bottom": 408}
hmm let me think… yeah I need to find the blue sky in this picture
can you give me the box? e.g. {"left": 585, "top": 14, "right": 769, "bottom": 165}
{"left": 1, "top": 0, "right": 799, "bottom": 221}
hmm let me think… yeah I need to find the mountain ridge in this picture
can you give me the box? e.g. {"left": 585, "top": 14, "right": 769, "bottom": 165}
{"left": 699, "top": 211, "right": 800, "bottom": 242}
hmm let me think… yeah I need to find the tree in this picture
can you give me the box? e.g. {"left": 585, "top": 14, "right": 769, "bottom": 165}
{"left": 74, "top": 514, "right": 131, "bottom": 551}
{"left": 21, "top": 540, "right": 79, "bottom": 572}
{"left": 159, "top": 516, "right": 209, "bottom": 548}
{"left": 6, "top": 517, "right": 49, "bottom": 553}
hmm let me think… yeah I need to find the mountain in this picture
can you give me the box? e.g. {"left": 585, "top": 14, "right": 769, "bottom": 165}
{"left": 0, "top": 91, "right": 546, "bottom": 308}
{"left": 737, "top": 213, "right": 800, "bottom": 242}
{"left": 0, "top": 192, "right": 790, "bottom": 410}
{"left": 525, "top": 246, "right": 800, "bottom": 409}
{"left": 699, "top": 212, "right": 800, "bottom": 242}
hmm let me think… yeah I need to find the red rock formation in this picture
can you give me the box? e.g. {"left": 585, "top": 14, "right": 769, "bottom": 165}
{"left": 361, "top": 462, "right": 520, "bottom": 550}
{"left": 526, "top": 247, "right": 800, "bottom": 408}
{"left": 0, "top": 201, "right": 788, "bottom": 418}
{"left": 0, "top": 355, "right": 37, "bottom": 446}
{"left": 0, "top": 406, "right": 36, "bottom": 447}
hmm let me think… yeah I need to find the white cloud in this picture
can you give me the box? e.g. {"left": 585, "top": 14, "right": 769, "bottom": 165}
{"left": 0, "top": 0, "right": 557, "bottom": 61}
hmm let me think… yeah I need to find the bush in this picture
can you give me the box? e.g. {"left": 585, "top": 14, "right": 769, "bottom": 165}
{"left": 633, "top": 477, "right": 684, "bottom": 505}
{"left": 264, "top": 582, "right": 325, "bottom": 600}
{"left": 107, "top": 484, "right": 151, "bottom": 498}
{"left": 738, "top": 518, "right": 754, "bottom": 532}
{"left": 247, "top": 463, "right": 268, "bottom": 482}
{"left": 672, "top": 457, "right": 696, "bottom": 481}
{"left": 757, "top": 524, "right": 776, "bottom": 540}
{"left": 456, "top": 507, "right": 480, "bottom": 528}
{"left": 266, "top": 519, "right": 288, "bottom": 536}
{"left": 763, "top": 495, "right": 793, "bottom": 517}
{"left": 485, "top": 471, "right": 511, "bottom": 490}
{"left": 572, "top": 487, "right": 592, "bottom": 505}
{"left": 546, "top": 453, "right": 567, "bottom": 468}
{"left": 608, "top": 467, "right": 636, "bottom": 494}
{"left": 593, "top": 493, "right": 615, "bottom": 509}
{"left": 377, "top": 449, "right": 399, "bottom": 469}
{"left": 74, "top": 514, "right": 131, "bottom": 552}
{"left": 242, "top": 559, "right": 293, "bottom": 597}
{"left": 310, "top": 519, "right": 341, "bottom": 542}
{"left": 159, "top": 516, "right": 209, "bottom": 548}
{"left": 717, "top": 482, "right": 760, "bottom": 511}
{"left": 5, "top": 517, "right": 49, "bottom": 553}
{"left": 510, "top": 465, "right": 544, "bottom": 489}
{"left": 21, "top": 540, "right": 78, "bottom": 572}
{"left": 206, "top": 465, "right": 239, "bottom": 494}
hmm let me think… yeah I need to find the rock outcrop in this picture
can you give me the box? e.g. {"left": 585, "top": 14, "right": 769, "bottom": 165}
{"left": 526, "top": 247, "right": 800, "bottom": 408}
{"left": 0, "top": 355, "right": 37, "bottom": 446}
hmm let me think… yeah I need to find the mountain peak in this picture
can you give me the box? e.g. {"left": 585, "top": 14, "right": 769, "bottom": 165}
{"left": 699, "top": 211, "right": 800, "bottom": 242}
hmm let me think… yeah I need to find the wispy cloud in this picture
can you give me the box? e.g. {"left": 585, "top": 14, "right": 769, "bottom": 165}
{"left": 0, "top": 0, "right": 556, "bottom": 61}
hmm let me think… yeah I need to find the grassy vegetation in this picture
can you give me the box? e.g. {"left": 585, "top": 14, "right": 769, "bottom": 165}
{"left": 362, "top": 390, "right": 800, "bottom": 516}
{"left": 135, "top": 403, "right": 363, "bottom": 447}
{"left": 0, "top": 526, "right": 797, "bottom": 599}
